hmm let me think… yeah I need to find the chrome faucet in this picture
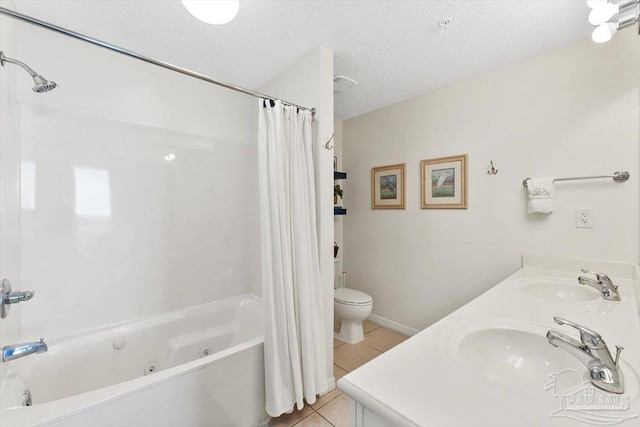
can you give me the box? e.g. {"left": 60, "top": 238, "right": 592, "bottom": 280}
{"left": 2, "top": 338, "right": 47, "bottom": 362}
{"left": 578, "top": 269, "right": 620, "bottom": 301}
{"left": 547, "top": 317, "right": 623, "bottom": 394}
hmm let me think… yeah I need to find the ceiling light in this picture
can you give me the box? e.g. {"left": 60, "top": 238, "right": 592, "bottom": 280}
{"left": 181, "top": 0, "right": 239, "bottom": 25}
{"left": 592, "top": 21, "right": 618, "bottom": 42}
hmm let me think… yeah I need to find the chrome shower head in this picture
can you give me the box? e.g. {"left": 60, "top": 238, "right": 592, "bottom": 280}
{"left": 31, "top": 74, "right": 57, "bottom": 93}
{"left": 0, "top": 51, "right": 57, "bottom": 93}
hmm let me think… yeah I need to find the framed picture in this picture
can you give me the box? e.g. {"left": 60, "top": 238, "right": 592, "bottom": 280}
{"left": 371, "top": 163, "right": 406, "bottom": 209}
{"left": 421, "top": 154, "right": 468, "bottom": 209}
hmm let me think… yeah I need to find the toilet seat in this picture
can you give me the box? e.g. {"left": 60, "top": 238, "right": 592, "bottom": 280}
{"left": 334, "top": 287, "right": 372, "bottom": 306}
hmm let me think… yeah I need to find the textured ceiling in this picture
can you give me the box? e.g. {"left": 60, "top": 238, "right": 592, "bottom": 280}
{"left": 6, "top": 0, "right": 593, "bottom": 119}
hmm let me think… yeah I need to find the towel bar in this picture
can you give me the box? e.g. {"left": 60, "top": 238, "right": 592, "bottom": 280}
{"left": 522, "top": 170, "right": 629, "bottom": 188}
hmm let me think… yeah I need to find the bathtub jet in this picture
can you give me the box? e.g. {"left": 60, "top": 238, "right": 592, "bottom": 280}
{"left": 0, "top": 51, "right": 57, "bottom": 93}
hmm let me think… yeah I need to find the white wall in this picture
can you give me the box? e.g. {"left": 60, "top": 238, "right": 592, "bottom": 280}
{"left": 343, "top": 32, "right": 639, "bottom": 331}
{"left": 0, "top": 15, "right": 260, "bottom": 341}
{"left": 259, "top": 46, "right": 335, "bottom": 390}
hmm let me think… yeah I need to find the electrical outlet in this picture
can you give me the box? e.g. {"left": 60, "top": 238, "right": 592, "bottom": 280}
{"left": 576, "top": 208, "right": 595, "bottom": 228}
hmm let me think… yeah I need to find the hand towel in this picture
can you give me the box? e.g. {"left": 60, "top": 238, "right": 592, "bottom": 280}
{"left": 527, "top": 178, "right": 554, "bottom": 214}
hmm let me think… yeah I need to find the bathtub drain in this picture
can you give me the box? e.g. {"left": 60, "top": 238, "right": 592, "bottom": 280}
{"left": 144, "top": 361, "right": 159, "bottom": 376}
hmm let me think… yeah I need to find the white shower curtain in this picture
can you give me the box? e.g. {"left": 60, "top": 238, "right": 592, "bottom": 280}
{"left": 258, "top": 100, "right": 328, "bottom": 417}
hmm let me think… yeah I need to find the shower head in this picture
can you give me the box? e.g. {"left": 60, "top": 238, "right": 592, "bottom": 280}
{"left": 0, "top": 51, "right": 57, "bottom": 93}
{"left": 31, "top": 74, "right": 57, "bottom": 93}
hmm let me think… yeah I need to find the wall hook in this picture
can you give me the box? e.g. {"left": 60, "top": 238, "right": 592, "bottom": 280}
{"left": 324, "top": 133, "right": 335, "bottom": 150}
{"left": 487, "top": 161, "right": 498, "bottom": 175}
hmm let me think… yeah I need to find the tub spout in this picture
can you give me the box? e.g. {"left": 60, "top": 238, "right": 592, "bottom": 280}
{"left": 2, "top": 338, "right": 47, "bottom": 362}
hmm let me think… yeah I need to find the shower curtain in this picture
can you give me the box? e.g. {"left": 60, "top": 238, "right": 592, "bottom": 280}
{"left": 258, "top": 100, "right": 328, "bottom": 417}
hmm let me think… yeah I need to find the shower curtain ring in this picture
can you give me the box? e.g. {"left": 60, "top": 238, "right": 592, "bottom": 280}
{"left": 325, "top": 133, "right": 335, "bottom": 150}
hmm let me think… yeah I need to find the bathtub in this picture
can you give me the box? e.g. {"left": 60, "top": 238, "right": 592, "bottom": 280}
{"left": 0, "top": 294, "right": 267, "bottom": 427}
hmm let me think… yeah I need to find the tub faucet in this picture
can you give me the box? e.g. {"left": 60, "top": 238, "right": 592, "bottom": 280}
{"left": 578, "top": 269, "right": 620, "bottom": 301}
{"left": 2, "top": 338, "right": 47, "bottom": 362}
{"left": 546, "top": 317, "right": 623, "bottom": 394}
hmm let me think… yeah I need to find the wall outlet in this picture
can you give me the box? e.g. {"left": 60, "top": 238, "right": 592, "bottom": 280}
{"left": 576, "top": 208, "right": 595, "bottom": 228}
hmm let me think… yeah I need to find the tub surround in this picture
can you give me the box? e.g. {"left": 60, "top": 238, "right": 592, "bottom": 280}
{"left": 338, "top": 254, "right": 640, "bottom": 426}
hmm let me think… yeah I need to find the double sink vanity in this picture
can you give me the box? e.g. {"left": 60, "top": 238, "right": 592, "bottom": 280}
{"left": 337, "top": 254, "right": 640, "bottom": 426}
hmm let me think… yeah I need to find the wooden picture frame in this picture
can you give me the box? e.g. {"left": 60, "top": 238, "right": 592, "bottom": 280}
{"left": 421, "top": 154, "right": 468, "bottom": 209}
{"left": 372, "top": 163, "right": 406, "bottom": 209}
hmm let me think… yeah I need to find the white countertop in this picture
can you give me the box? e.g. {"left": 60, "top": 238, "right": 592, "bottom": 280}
{"left": 337, "top": 254, "right": 640, "bottom": 426}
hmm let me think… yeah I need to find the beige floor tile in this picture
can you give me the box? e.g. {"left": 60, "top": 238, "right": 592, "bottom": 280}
{"left": 333, "top": 364, "right": 348, "bottom": 382}
{"left": 317, "top": 393, "right": 351, "bottom": 427}
{"left": 333, "top": 338, "right": 345, "bottom": 349}
{"left": 333, "top": 342, "right": 382, "bottom": 372}
{"left": 269, "top": 406, "right": 314, "bottom": 427}
{"left": 363, "top": 327, "right": 408, "bottom": 353}
{"left": 362, "top": 319, "right": 380, "bottom": 334}
{"left": 293, "top": 412, "right": 333, "bottom": 427}
{"left": 310, "top": 387, "right": 341, "bottom": 410}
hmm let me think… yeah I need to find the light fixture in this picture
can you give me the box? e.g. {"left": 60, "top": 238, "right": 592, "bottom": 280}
{"left": 181, "top": 0, "right": 239, "bottom": 25}
{"left": 589, "top": 1, "right": 619, "bottom": 24}
{"left": 592, "top": 22, "right": 618, "bottom": 42}
{"left": 587, "top": 0, "right": 639, "bottom": 43}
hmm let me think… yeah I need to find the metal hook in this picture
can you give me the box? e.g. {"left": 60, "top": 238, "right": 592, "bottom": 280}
{"left": 325, "top": 133, "right": 335, "bottom": 150}
{"left": 487, "top": 160, "right": 498, "bottom": 175}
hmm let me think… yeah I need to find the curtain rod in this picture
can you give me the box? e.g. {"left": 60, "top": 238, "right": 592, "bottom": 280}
{"left": 0, "top": 6, "right": 316, "bottom": 116}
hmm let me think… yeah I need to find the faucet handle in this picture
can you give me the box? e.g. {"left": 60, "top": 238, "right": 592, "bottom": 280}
{"left": 553, "top": 317, "right": 605, "bottom": 348}
{"left": 580, "top": 269, "right": 616, "bottom": 288}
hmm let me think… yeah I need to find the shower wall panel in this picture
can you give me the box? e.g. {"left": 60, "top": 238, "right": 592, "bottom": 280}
{"left": 1, "top": 17, "right": 260, "bottom": 340}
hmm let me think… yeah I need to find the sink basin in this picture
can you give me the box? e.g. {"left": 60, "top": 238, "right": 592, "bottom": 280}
{"left": 456, "top": 324, "right": 582, "bottom": 388}
{"left": 523, "top": 280, "right": 600, "bottom": 302}
{"left": 444, "top": 320, "right": 639, "bottom": 402}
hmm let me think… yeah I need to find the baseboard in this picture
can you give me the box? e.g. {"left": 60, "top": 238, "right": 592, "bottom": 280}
{"left": 368, "top": 314, "right": 421, "bottom": 336}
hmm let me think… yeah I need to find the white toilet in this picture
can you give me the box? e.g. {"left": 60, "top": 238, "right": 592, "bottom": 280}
{"left": 334, "top": 287, "right": 373, "bottom": 344}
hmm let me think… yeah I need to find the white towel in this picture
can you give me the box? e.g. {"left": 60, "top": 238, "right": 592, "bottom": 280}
{"left": 527, "top": 178, "right": 554, "bottom": 213}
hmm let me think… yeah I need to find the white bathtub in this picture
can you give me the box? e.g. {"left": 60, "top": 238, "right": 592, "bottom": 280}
{"left": 0, "top": 294, "right": 267, "bottom": 427}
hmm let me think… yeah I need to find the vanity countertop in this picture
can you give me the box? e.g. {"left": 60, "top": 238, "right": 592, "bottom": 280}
{"left": 337, "top": 253, "right": 640, "bottom": 426}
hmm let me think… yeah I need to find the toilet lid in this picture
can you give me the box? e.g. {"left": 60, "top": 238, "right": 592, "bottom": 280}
{"left": 335, "top": 287, "right": 372, "bottom": 305}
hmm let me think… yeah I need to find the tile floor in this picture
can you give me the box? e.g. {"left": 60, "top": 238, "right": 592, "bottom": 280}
{"left": 269, "top": 320, "right": 409, "bottom": 427}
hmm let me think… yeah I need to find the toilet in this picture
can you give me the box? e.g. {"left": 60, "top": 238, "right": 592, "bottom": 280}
{"left": 334, "top": 287, "right": 373, "bottom": 344}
